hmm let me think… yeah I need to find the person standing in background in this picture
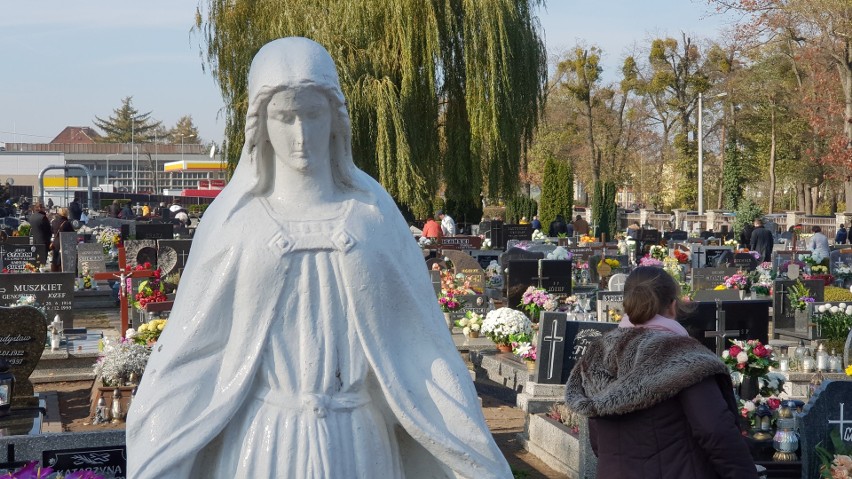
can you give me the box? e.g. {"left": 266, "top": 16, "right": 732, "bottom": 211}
{"left": 835, "top": 224, "right": 847, "bottom": 245}
{"left": 438, "top": 210, "right": 456, "bottom": 236}
{"left": 573, "top": 214, "right": 590, "bottom": 236}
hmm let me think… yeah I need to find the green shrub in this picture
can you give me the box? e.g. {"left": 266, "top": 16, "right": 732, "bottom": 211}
{"left": 823, "top": 286, "right": 852, "bottom": 302}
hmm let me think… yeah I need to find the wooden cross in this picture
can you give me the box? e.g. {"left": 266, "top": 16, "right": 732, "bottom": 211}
{"left": 541, "top": 319, "right": 564, "bottom": 381}
{"left": 704, "top": 300, "right": 740, "bottom": 357}
{"left": 92, "top": 246, "right": 155, "bottom": 335}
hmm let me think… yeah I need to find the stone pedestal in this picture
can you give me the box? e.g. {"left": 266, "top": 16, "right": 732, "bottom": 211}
{"left": 521, "top": 413, "right": 580, "bottom": 478}
{"left": 516, "top": 381, "right": 566, "bottom": 414}
{"left": 673, "top": 209, "right": 687, "bottom": 231}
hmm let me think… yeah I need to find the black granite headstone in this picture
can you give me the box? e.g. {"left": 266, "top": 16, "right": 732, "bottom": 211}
{"left": 507, "top": 260, "right": 540, "bottom": 309}
{"left": 135, "top": 223, "right": 174, "bottom": 240}
{"left": 448, "top": 294, "right": 489, "bottom": 323}
{"left": 692, "top": 289, "right": 742, "bottom": 302}
{"left": 499, "top": 247, "right": 544, "bottom": 269}
{"left": 156, "top": 239, "right": 193, "bottom": 276}
{"left": 538, "top": 260, "right": 572, "bottom": 296}
{"left": 474, "top": 253, "right": 500, "bottom": 270}
{"left": 0, "top": 305, "right": 47, "bottom": 405}
{"left": 58, "top": 232, "right": 78, "bottom": 274}
{"left": 439, "top": 236, "right": 482, "bottom": 250}
{"left": 0, "top": 273, "right": 75, "bottom": 328}
{"left": 43, "top": 445, "right": 127, "bottom": 478}
{"left": 123, "top": 240, "right": 157, "bottom": 270}
{"left": 704, "top": 247, "right": 734, "bottom": 267}
{"left": 504, "top": 224, "right": 533, "bottom": 245}
{"left": 534, "top": 311, "right": 617, "bottom": 384}
{"left": 773, "top": 279, "right": 825, "bottom": 330}
{"left": 732, "top": 253, "right": 759, "bottom": 271}
{"left": 0, "top": 243, "right": 41, "bottom": 272}
{"left": 678, "top": 300, "right": 771, "bottom": 352}
{"left": 567, "top": 247, "right": 594, "bottom": 265}
{"left": 798, "top": 381, "right": 852, "bottom": 479}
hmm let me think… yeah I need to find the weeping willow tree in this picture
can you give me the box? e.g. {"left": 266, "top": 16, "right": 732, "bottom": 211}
{"left": 194, "top": 0, "right": 547, "bottom": 215}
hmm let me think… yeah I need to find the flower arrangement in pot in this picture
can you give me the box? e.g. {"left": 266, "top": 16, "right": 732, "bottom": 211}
{"left": 519, "top": 286, "right": 558, "bottom": 322}
{"left": 512, "top": 338, "right": 537, "bottom": 370}
{"left": 722, "top": 339, "right": 778, "bottom": 401}
{"left": 127, "top": 319, "right": 169, "bottom": 346}
{"left": 788, "top": 280, "right": 815, "bottom": 312}
{"left": 455, "top": 311, "right": 483, "bottom": 338}
{"left": 723, "top": 272, "right": 751, "bottom": 292}
{"left": 481, "top": 307, "right": 532, "bottom": 352}
{"left": 812, "top": 303, "right": 852, "bottom": 353}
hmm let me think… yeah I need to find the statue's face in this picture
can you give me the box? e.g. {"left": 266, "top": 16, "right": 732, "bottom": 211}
{"left": 266, "top": 88, "right": 331, "bottom": 173}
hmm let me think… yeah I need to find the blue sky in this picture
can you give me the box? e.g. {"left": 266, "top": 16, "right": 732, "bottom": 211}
{"left": 0, "top": 1, "right": 736, "bottom": 146}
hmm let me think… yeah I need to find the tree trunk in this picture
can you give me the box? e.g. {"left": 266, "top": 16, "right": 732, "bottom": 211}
{"left": 797, "top": 183, "right": 806, "bottom": 213}
{"left": 768, "top": 108, "right": 777, "bottom": 214}
{"left": 841, "top": 40, "right": 852, "bottom": 211}
{"left": 810, "top": 186, "right": 819, "bottom": 215}
{"left": 717, "top": 121, "right": 726, "bottom": 209}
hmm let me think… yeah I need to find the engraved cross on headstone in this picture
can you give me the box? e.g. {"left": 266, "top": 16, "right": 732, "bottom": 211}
{"left": 531, "top": 260, "right": 549, "bottom": 289}
{"left": 176, "top": 249, "right": 190, "bottom": 266}
{"left": 542, "top": 319, "right": 564, "bottom": 381}
{"left": 776, "top": 282, "right": 791, "bottom": 315}
{"left": 704, "top": 300, "right": 740, "bottom": 357}
{"left": 693, "top": 245, "right": 706, "bottom": 268}
{"left": 828, "top": 403, "right": 852, "bottom": 440}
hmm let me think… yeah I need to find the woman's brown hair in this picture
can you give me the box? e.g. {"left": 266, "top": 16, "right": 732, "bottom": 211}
{"left": 622, "top": 266, "right": 689, "bottom": 324}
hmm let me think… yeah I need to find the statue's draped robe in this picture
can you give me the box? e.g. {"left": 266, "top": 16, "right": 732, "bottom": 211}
{"left": 127, "top": 180, "right": 511, "bottom": 479}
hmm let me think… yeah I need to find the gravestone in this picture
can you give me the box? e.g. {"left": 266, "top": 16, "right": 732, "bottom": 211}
{"left": 596, "top": 291, "right": 624, "bottom": 323}
{"left": 567, "top": 247, "right": 594, "bottom": 265}
{"left": 691, "top": 267, "right": 738, "bottom": 291}
{"left": 678, "top": 300, "right": 771, "bottom": 353}
{"left": 157, "top": 239, "right": 193, "bottom": 277}
{"left": 77, "top": 243, "right": 107, "bottom": 275}
{"left": 773, "top": 279, "right": 825, "bottom": 330}
{"left": 829, "top": 249, "right": 852, "bottom": 274}
{"left": 0, "top": 273, "right": 75, "bottom": 328}
{"left": 732, "top": 253, "right": 759, "bottom": 271}
{"left": 499, "top": 247, "right": 544, "bottom": 269}
{"left": 87, "top": 217, "right": 136, "bottom": 237}
{"left": 525, "top": 243, "right": 558, "bottom": 256}
{"left": 0, "top": 243, "right": 41, "bottom": 272}
{"left": 704, "top": 247, "right": 734, "bottom": 267}
{"left": 798, "top": 381, "right": 852, "bottom": 479}
{"left": 135, "top": 223, "right": 174, "bottom": 241}
{"left": 448, "top": 294, "right": 489, "bottom": 323}
{"left": 443, "top": 250, "right": 486, "bottom": 294}
{"left": 538, "top": 260, "right": 572, "bottom": 297}
{"left": 489, "top": 221, "right": 504, "bottom": 249}
{"left": 473, "top": 252, "right": 500, "bottom": 270}
{"left": 2, "top": 238, "right": 48, "bottom": 265}
{"left": 773, "top": 250, "right": 811, "bottom": 272}
{"left": 123, "top": 240, "right": 158, "bottom": 270}
{"left": 534, "top": 312, "right": 617, "bottom": 384}
{"left": 504, "top": 224, "right": 532, "bottom": 247}
{"left": 0, "top": 305, "right": 47, "bottom": 405}
{"left": 506, "top": 260, "right": 540, "bottom": 310}
{"left": 439, "top": 236, "right": 482, "bottom": 250}
{"left": 429, "top": 270, "right": 441, "bottom": 296}
{"left": 43, "top": 445, "right": 127, "bottom": 479}
{"left": 58, "top": 232, "right": 78, "bottom": 274}
{"left": 692, "top": 289, "right": 742, "bottom": 302}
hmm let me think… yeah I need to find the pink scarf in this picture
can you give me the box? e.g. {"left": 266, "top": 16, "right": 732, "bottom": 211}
{"left": 619, "top": 314, "right": 689, "bottom": 337}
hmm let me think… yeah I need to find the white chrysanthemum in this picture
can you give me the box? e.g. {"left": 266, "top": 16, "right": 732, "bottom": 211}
{"left": 819, "top": 305, "right": 828, "bottom": 313}
{"left": 736, "top": 351, "right": 749, "bottom": 364}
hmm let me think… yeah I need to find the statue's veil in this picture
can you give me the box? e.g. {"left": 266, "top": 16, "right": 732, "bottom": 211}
{"left": 214, "top": 37, "right": 372, "bottom": 220}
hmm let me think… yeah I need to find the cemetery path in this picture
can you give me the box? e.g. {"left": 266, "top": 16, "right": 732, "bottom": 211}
{"left": 34, "top": 380, "right": 123, "bottom": 432}
{"left": 480, "top": 393, "right": 570, "bottom": 479}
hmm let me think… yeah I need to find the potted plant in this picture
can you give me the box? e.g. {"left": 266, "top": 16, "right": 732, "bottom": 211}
{"left": 481, "top": 307, "right": 532, "bottom": 352}
{"left": 788, "top": 280, "right": 815, "bottom": 331}
{"left": 812, "top": 303, "right": 852, "bottom": 353}
{"left": 519, "top": 286, "right": 558, "bottom": 322}
{"left": 512, "top": 339, "right": 537, "bottom": 371}
{"left": 455, "top": 311, "right": 483, "bottom": 338}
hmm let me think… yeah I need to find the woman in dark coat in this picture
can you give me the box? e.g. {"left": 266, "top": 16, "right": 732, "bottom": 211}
{"left": 49, "top": 208, "right": 74, "bottom": 272}
{"left": 565, "top": 267, "right": 757, "bottom": 479}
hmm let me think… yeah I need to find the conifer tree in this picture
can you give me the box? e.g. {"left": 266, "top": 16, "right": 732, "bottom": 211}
{"left": 93, "top": 97, "right": 162, "bottom": 143}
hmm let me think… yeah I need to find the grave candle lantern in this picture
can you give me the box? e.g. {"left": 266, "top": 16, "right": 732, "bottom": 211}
{"left": 815, "top": 343, "right": 828, "bottom": 371}
{"left": 778, "top": 353, "right": 789, "bottom": 372}
{"left": 772, "top": 402, "right": 798, "bottom": 461}
{"left": 0, "top": 359, "right": 14, "bottom": 416}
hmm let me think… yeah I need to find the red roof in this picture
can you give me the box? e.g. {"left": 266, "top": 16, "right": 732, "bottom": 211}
{"left": 50, "top": 127, "right": 101, "bottom": 144}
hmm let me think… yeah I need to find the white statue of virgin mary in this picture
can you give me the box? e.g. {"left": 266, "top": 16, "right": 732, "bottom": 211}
{"left": 126, "top": 37, "right": 512, "bottom": 479}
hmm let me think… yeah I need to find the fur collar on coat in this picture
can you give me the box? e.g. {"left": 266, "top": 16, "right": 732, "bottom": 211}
{"left": 565, "top": 327, "right": 731, "bottom": 417}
